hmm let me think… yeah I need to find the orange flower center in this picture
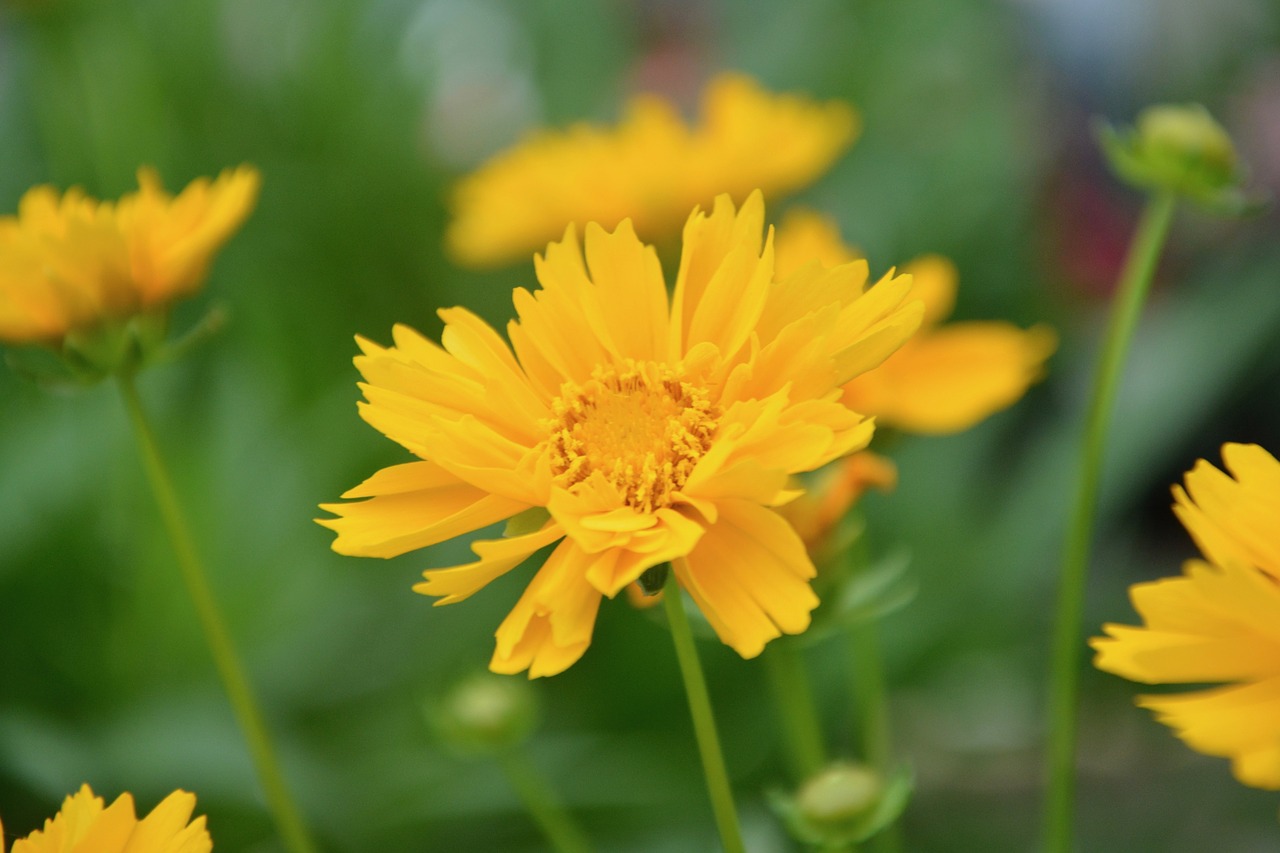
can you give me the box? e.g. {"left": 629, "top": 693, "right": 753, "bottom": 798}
{"left": 548, "top": 362, "right": 719, "bottom": 512}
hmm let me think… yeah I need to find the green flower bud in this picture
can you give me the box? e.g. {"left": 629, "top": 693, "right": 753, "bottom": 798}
{"left": 1096, "top": 104, "right": 1261, "bottom": 214}
{"left": 796, "top": 763, "right": 882, "bottom": 833}
{"left": 429, "top": 672, "right": 538, "bottom": 754}
{"left": 770, "top": 762, "right": 913, "bottom": 847}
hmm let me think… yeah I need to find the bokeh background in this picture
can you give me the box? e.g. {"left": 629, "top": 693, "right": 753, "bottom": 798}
{"left": 2, "top": 0, "right": 1280, "bottom": 850}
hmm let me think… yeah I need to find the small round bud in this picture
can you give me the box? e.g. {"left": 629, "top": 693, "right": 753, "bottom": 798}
{"left": 770, "top": 761, "right": 913, "bottom": 847}
{"left": 1135, "top": 104, "right": 1237, "bottom": 182}
{"left": 1096, "top": 103, "right": 1260, "bottom": 214}
{"left": 795, "top": 762, "right": 883, "bottom": 830}
{"left": 430, "top": 672, "right": 538, "bottom": 753}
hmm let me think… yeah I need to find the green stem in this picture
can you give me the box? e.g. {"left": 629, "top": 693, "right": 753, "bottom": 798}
{"left": 850, "top": 623, "right": 890, "bottom": 772}
{"left": 762, "top": 639, "right": 826, "bottom": 781}
{"left": 1043, "top": 190, "right": 1177, "bottom": 853}
{"left": 116, "top": 374, "right": 316, "bottom": 853}
{"left": 497, "top": 748, "right": 592, "bottom": 853}
{"left": 663, "top": 570, "right": 745, "bottom": 853}
{"left": 850, "top": 622, "right": 900, "bottom": 853}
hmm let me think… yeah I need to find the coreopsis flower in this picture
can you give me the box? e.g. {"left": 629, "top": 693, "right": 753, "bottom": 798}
{"left": 0, "top": 166, "right": 259, "bottom": 369}
{"left": 447, "top": 73, "right": 858, "bottom": 268}
{"left": 774, "top": 208, "right": 1057, "bottom": 434}
{"left": 1092, "top": 443, "right": 1280, "bottom": 789}
{"left": 2, "top": 784, "right": 210, "bottom": 853}
{"left": 320, "top": 192, "right": 923, "bottom": 677}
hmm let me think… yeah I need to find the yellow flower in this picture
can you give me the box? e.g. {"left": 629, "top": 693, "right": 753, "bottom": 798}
{"left": 3, "top": 784, "right": 210, "bottom": 853}
{"left": 1092, "top": 443, "right": 1280, "bottom": 789}
{"left": 0, "top": 166, "right": 260, "bottom": 345}
{"left": 774, "top": 208, "right": 1057, "bottom": 434}
{"left": 320, "top": 192, "right": 922, "bottom": 677}
{"left": 447, "top": 73, "right": 858, "bottom": 268}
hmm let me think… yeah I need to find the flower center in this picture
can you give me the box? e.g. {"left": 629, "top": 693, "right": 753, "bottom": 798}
{"left": 548, "top": 362, "right": 719, "bottom": 512}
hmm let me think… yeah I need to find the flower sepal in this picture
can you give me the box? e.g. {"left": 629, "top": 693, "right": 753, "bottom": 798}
{"left": 1095, "top": 105, "right": 1265, "bottom": 215}
{"left": 770, "top": 761, "right": 913, "bottom": 848}
{"left": 5, "top": 304, "right": 227, "bottom": 386}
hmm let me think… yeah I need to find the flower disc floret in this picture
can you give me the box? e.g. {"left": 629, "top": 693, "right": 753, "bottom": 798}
{"left": 549, "top": 361, "right": 719, "bottom": 513}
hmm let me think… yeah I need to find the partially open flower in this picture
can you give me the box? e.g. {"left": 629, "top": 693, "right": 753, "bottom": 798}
{"left": 2, "top": 784, "right": 210, "bottom": 853}
{"left": 0, "top": 166, "right": 259, "bottom": 377}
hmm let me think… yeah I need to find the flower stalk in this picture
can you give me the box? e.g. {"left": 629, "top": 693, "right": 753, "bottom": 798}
{"left": 1043, "top": 189, "right": 1177, "bottom": 853}
{"left": 763, "top": 639, "right": 827, "bottom": 782}
{"left": 497, "top": 747, "right": 593, "bottom": 853}
{"left": 664, "top": 568, "right": 746, "bottom": 853}
{"left": 116, "top": 372, "right": 316, "bottom": 853}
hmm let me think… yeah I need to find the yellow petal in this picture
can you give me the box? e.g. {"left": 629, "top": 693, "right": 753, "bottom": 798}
{"left": 841, "top": 321, "right": 1057, "bottom": 434}
{"left": 415, "top": 523, "right": 564, "bottom": 605}
{"left": 490, "top": 540, "right": 604, "bottom": 677}
{"left": 901, "top": 254, "right": 958, "bottom": 327}
{"left": 673, "top": 499, "right": 818, "bottom": 658}
{"left": 122, "top": 790, "right": 208, "bottom": 853}
{"left": 671, "top": 192, "right": 769, "bottom": 356}
{"left": 1138, "top": 676, "right": 1280, "bottom": 790}
{"left": 582, "top": 219, "right": 670, "bottom": 363}
{"left": 318, "top": 461, "right": 529, "bottom": 558}
{"left": 1174, "top": 443, "right": 1280, "bottom": 580}
{"left": 1091, "top": 560, "right": 1280, "bottom": 684}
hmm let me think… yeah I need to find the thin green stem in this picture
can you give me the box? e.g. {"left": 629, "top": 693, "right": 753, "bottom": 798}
{"left": 663, "top": 570, "right": 745, "bottom": 853}
{"left": 846, "top": 522, "right": 901, "bottom": 853}
{"left": 116, "top": 374, "right": 316, "bottom": 853}
{"left": 1043, "top": 190, "right": 1178, "bottom": 853}
{"left": 498, "top": 748, "right": 592, "bottom": 853}
{"left": 762, "top": 639, "right": 826, "bottom": 782}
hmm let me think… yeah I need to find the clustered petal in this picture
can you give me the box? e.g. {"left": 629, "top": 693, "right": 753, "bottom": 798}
{"left": 3, "top": 784, "right": 210, "bottom": 853}
{"left": 1092, "top": 443, "right": 1280, "bottom": 789}
{"left": 0, "top": 166, "right": 259, "bottom": 345}
{"left": 446, "top": 74, "right": 858, "bottom": 268}
{"left": 321, "top": 192, "right": 923, "bottom": 676}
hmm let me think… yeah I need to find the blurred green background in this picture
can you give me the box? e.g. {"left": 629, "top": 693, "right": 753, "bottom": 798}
{"left": 2, "top": 0, "right": 1280, "bottom": 850}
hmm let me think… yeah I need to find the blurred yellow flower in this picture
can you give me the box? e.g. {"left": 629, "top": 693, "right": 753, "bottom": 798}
{"left": 774, "top": 208, "right": 1057, "bottom": 434}
{"left": 447, "top": 73, "right": 859, "bottom": 268}
{"left": 0, "top": 166, "right": 259, "bottom": 344}
{"left": 1092, "top": 443, "right": 1280, "bottom": 790}
{"left": 3, "top": 784, "right": 210, "bottom": 853}
{"left": 321, "top": 192, "right": 922, "bottom": 677}
{"left": 781, "top": 451, "right": 897, "bottom": 559}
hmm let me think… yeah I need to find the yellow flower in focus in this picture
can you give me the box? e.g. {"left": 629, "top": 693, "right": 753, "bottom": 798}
{"left": 0, "top": 166, "right": 260, "bottom": 345}
{"left": 774, "top": 209, "right": 1057, "bottom": 434}
{"left": 320, "top": 192, "right": 923, "bottom": 677}
{"left": 447, "top": 73, "right": 859, "bottom": 268}
{"left": 1092, "top": 443, "right": 1280, "bottom": 790}
{"left": 3, "top": 784, "right": 210, "bottom": 853}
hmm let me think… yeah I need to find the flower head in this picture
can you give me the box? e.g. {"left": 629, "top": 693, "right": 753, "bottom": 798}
{"left": 321, "top": 192, "right": 922, "bottom": 676}
{"left": 0, "top": 166, "right": 259, "bottom": 347}
{"left": 775, "top": 208, "right": 1057, "bottom": 434}
{"left": 3, "top": 784, "right": 210, "bottom": 853}
{"left": 447, "top": 74, "right": 858, "bottom": 268}
{"left": 1092, "top": 443, "right": 1280, "bottom": 789}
